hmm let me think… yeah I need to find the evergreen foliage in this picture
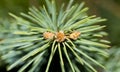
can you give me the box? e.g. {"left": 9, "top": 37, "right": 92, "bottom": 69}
{"left": 0, "top": 0, "right": 110, "bottom": 72}
{"left": 0, "top": 19, "right": 17, "bottom": 39}
{"left": 104, "top": 47, "right": 120, "bottom": 72}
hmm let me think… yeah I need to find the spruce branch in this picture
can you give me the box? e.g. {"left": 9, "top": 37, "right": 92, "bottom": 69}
{"left": 103, "top": 47, "right": 120, "bottom": 72}
{"left": 0, "top": 0, "right": 110, "bottom": 72}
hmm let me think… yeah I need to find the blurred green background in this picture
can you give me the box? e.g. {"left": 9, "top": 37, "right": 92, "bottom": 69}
{"left": 0, "top": 0, "right": 120, "bottom": 72}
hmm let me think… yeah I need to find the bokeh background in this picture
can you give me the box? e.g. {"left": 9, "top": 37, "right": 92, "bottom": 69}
{"left": 0, "top": 0, "right": 120, "bottom": 72}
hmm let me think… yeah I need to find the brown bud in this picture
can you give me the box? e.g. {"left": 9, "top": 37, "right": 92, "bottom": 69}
{"left": 69, "top": 31, "right": 80, "bottom": 40}
{"left": 43, "top": 32, "right": 55, "bottom": 39}
{"left": 55, "top": 31, "right": 66, "bottom": 42}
